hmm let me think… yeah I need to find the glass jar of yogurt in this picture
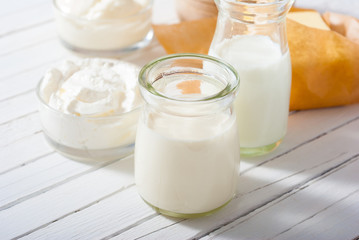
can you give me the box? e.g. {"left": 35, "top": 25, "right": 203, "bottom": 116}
{"left": 37, "top": 58, "right": 143, "bottom": 161}
{"left": 53, "top": 0, "right": 153, "bottom": 56}
{"left": 135, "top": 54, "right": 240, "bottom": 218}
{"left": 209, "top": 0, "right": 294, "bottom": 157}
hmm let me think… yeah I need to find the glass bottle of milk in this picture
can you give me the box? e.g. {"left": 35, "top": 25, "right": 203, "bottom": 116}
{"left": 209, "top": 0, "right": 294, "bottom": 157}
{"left": 135, "top": 54, "right": 240, "bottom": 218}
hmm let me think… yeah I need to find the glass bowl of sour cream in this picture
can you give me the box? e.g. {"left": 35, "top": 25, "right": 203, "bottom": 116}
{"left": 36, "top": 58, "right": 143, "bottom": 161}
{"left": 53, "top": 0, "right": 153, "bottom": 56}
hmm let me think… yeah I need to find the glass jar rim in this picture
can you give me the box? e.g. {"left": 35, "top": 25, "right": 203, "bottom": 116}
{"left": 138, "top": 53, "right": 239, "bottom": 103}
{"left": 215, "top": 0, "right": 294, "bottom": 23}
{"left": 53, "top": 0, "right": 153, "bottom": 23}
{"left": 216, "top": 0, "right": 294, "bottom": 7}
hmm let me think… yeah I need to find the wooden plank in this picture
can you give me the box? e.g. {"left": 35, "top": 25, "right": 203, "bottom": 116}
{"left": 0, "top": 0, "right": 48, "bottom": 17}
{"left": 0, "top": 133, "right": 52, "bottom": 174}
{"left": 111, "top": 215, "right": 181, "bottom": 240}
{"left": 0, "top": 38, "right": 69, "bottom": 81}
{"left": 0, "top": 156, "right": 135, "bottom": 240}
{"left": 0, "top": 153, "right": 94, "bottom": 209}
{"left": 20, "top": 187, "right": 157, "bottom": 240}
{"left": 0, "top": 60, "right": 60, "bottom": 102}
{"left": 273, "top": 191, "right": 359, "bottom": 240}
{"left": 240, "top": 104, "right": 359, "bottom": 173}
{"left": 0, "top": 112, "right": 40, "bottom": 147}
{"left": 201, "top": 157, "right": 359, "bottom": 240}
{"left": 0, "top": 92, "right": 37, "bottom": 125}
{"left": 0, "top": 2, "right": 53, "bottom": 37}
{"left": 0, "top": 22, "right": 57, "bottom": 56}
{"left": 113, "top": 118, "right": 359, "bottom": 240}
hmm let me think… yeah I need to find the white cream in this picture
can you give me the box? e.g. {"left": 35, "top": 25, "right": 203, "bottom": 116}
{"left": 135, "top": 112, "right": 239, "bottom": 214}
{"left": 41, "top": 59, "right": 140, "bottom": 116}
{"left": 54, "top": 0, "right": 152, "bottom": 51}
{"left": 38, "top": 59, "right": 142, "bottom": 155}
{"left": 209, "top": 35, "right": 292, "bottom": 148}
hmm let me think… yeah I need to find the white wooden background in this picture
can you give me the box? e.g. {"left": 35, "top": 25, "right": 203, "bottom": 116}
{"left": 1, "top": 0, "right": 359, "bottom": 239}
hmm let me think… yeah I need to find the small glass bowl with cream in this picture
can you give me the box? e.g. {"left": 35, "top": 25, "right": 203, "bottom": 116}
{"left": 36, "top": 58, "right": 142, "bottom": 161}
{"left": 53, "top": 0, "right": 153, "bottom": 56}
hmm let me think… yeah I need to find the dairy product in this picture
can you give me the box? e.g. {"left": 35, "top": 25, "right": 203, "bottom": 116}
{"left": 287, "top": 11, "right": 330, "bottom": 30}
{"left": 135, "top": 112, "right": 239, "bottom": 214}
{"left": 41, "top": 59, "right": 141, "bottom": 116}
{"left": 54, "top": 0, "right": 152, "bottom": 51}
{"left": 209, "top": 35, "right": 291, "bottom": 148}
{"left": 38, "top": 58, "right": 142, "bottom": 159}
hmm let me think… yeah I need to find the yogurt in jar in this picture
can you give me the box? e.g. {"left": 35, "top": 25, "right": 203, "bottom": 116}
{"left": 135, "top": 110, "right": 239, "bottom": 215}
{"left": 135, "top": 54, "right": 240, "bottom": 217}
{"left": 209, "top": 35, "right": 292, "bottom": 149}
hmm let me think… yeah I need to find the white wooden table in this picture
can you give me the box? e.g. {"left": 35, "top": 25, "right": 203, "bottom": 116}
{"left": 1, "top": 0, "right": 359, "bottom": 239}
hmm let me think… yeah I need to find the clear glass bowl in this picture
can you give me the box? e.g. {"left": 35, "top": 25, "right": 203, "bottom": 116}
{"left": 36, "top": 79, "right": 142, "bottom": 161}
{"left": 53, "top": 0, "right": 153, "bottom": 56}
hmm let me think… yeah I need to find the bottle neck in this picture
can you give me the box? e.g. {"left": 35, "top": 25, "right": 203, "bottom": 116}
{"left": 212, "top": 0, "right": 293, "bottom": 54}
{"left": 216, "top": 0, "right": 294, "bottom": 24}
